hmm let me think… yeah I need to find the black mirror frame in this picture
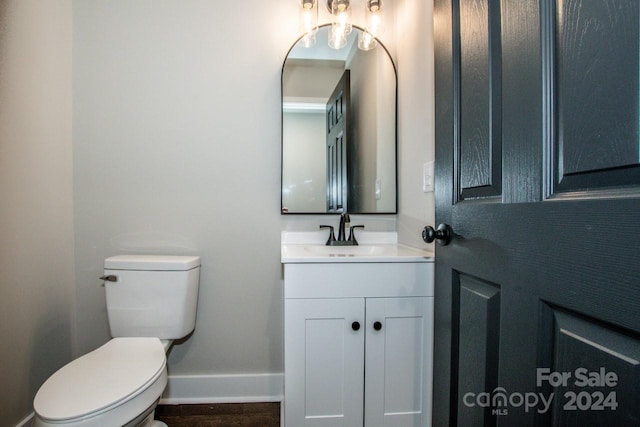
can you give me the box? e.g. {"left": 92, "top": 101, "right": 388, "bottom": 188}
{"left": 280, "top": 24, "right": 398, "bottom": 215}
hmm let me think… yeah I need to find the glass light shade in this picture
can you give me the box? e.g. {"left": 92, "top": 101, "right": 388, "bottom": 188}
{"left": 299, "top": 0, "right": 318, "bottom": 37}
{"left": 328, "top": 24, "right": 348, "bottom": 49}
{"left": 358, "top": 30, "right": 377, "bottom": 50}
{"left": 364, "top": 0, "right": 384, "bottom": 37}
{"left": 300, "top": 32, "right": 317, "bottom": 48}
{"left": 330, "top": 0, "right": 352, "bottom": 36}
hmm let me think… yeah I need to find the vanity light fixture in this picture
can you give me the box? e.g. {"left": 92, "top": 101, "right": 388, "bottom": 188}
{"left": 299, "top": 0, "right": 319, "bottom": 47}
{"left": 298, "top": 0, "right": 384, "bottom": 51}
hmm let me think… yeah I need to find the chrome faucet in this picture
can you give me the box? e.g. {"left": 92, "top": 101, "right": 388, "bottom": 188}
{"left": 320, "top": 213, "right": 364, "bottom": 246}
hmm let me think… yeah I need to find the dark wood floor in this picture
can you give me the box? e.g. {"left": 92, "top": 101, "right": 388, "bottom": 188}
{"left": 155, "top": 402, "right": 280, "bottom": 427}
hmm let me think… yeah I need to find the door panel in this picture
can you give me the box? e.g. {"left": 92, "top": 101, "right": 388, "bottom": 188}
{"left": 552, "top": 0, "right": 640, "bottom": 194}
{"left": 458, "top": 0, "right": 502, "bottom": 200}
{"left": 365, "top": 297, "right": 433, "bottom": 427}
{"left": 434, "top": 0, "right": 640, "bottom": 426}
{"left": 455, "top": 274, "right": 501, "bottom": 427}
{"left": 284, "top": 298, "right": 364, "bottom": 426}
{"left": 327, "top": 132, "right": 346, "bottom": 211}
{"left": 555, "top": 0, "right": 639, "bottom": 176}
{"left": 541, "top": 307, "right": 640, "bottom": 425}
{"left": 304, "top": 317, "right": 351, "bottom": 417}
{"left": 326, "top": 70, "right": 350, "bottom": 212}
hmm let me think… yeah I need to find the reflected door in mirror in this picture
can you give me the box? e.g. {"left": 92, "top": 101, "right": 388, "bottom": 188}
{"left": 326, "top": 70, "right": 350, "bottom": 212}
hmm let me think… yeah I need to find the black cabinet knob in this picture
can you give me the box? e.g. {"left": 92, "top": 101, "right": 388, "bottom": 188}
{"left": 422, "top": 224, "right": 453, "bottom": 246}
{"left": 373, "top": 321, "right": 382, "bottom": 331}
{"left": 351, "top": 321, "right": 361, "bottom": 331}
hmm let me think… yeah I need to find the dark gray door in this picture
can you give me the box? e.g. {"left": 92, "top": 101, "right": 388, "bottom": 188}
{"left": 326, "top": 70, "right": 350, "bottom": 213}
{"left": 433, "top": 0, "right": 640, "bottom": 426}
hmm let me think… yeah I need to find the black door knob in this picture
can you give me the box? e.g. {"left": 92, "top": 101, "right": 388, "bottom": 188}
{"left": 351, "top": 321, "right": 361, "bottom": 331}
{"left": 373, "top": 321, "right": 382, "bottom": 331}
{"left": 422, "top": 224, "right": 453, "bottom": 246}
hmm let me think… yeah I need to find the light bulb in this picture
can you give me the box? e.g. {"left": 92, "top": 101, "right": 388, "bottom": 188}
{"left": 365, "top": 0, "right": 384, "bottom": 37}
{"left": 330, "top": 0, "right": 352, "bottom": 36}
{"left": 301, "top": 3, "right": 317, "bottom": 33}
{"left": 299, "top": 0, "right": 318, "bottom": 46}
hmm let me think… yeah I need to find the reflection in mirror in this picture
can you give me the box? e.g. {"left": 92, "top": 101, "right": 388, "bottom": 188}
{"left": 282, "top": 25, "right": 396, "bottom": 214}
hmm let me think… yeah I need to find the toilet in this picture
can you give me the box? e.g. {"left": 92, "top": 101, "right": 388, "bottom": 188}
{"left": 33, "top": 255, "right": 201, "bottom": 427}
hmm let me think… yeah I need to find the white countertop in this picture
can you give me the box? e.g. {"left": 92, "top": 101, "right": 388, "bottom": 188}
{"left": 281, "top": 231, "right": 434, "bottom": 263}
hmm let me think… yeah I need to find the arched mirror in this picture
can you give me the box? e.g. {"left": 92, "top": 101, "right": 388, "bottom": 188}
{"left": 281, "top": 25, "right": 397, "bottom": 214}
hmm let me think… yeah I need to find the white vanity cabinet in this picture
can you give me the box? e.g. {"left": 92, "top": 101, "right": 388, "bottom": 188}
{"left": 283, "top": 261, "right": 434, "bottom": 427}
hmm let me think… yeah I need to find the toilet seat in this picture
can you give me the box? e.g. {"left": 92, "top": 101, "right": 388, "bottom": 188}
{"left": 34, "top": 337, "right": 166, "bottom": 424}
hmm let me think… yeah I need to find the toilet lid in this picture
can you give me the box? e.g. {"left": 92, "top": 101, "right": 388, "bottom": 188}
{"left": 34, "top": 337, "right": 166, "bottom": 421}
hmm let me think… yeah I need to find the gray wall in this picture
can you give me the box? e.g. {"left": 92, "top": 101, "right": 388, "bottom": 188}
{"left": 348, "top": 46, "right": 397, "bottom": 213}
{"left": 0, "top": 1, "right": 75, "bottom": 425}
{"left": 0, "top": 0, "right": 435, "bottom": 422}
{"left": 282, "top": 111, "right": 326, "bottom": 212}
{"left": 396, "top": 0, "right": 436, "bottom": 247}
{"left": 72, "top": 0, "right": 292, "bottom": 375}
{"left": 72, "top": 0, "right": 435, "bottom": 378}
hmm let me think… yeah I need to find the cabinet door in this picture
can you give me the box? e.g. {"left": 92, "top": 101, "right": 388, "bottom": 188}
{"left": 285, "top": 298, "right": 365, "bottom": 427}
{"left": 365, "top": 297, "right": 434, "bottom": 427}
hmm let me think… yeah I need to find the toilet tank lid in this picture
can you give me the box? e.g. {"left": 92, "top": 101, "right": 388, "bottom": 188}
{"left": 105, "top": 255, "right": 201, "bottom": 271}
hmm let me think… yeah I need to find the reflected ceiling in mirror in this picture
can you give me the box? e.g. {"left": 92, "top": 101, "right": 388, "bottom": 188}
{"left": 281, "top": 25, "right": 397, "bottom": 214}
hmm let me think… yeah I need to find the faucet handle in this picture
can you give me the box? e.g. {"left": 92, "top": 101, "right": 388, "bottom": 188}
{"left": 319, "top": 225, "right": 336, "bottom": 245}
{"left": 348, "top": 225, "right": 365, "bottom": 245}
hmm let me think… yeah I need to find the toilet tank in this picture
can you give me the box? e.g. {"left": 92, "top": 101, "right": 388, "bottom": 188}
{"left": 104, "top": 255, "right": 201, "bottom": 339}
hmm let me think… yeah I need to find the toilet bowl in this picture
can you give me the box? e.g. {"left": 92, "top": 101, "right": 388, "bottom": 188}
{"left": 33, "top": 255, "right": 201, "bottom": 427}
{"left": 34, "top": 338, "right": 167, "bottom": 426}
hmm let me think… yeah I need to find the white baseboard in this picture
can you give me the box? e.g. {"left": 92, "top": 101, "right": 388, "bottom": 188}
{"left": 159, "top": 373, "right": 284, "bottom": 405}
{"left": 15, "top": 412, "right": 34, "bottom": 427}
{"left": 15, "top": 375, "right": 283, "bottom": 426}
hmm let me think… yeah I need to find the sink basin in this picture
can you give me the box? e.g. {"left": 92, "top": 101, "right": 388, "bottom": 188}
{"left": 281, "top": 231, "right": 434, "bottom": 263}
{"left": 303, "top": 245, "right": 388, "bottom": 257}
